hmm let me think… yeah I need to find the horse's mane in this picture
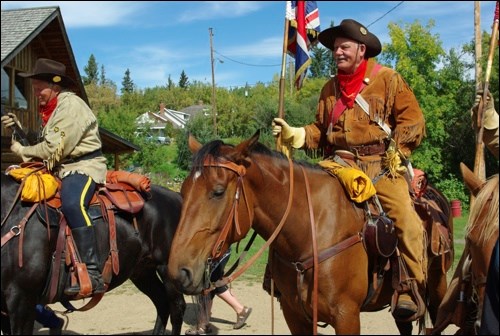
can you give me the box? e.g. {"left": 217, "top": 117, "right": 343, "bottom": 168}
{"left": 466, "top": 173, "right": 499, "bottom": 246}
{"left": 192, "top": 138, "right": 321, "bottom": 171}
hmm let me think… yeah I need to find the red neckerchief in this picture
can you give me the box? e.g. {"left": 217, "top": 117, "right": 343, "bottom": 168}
{"left": 39, "top": 96, "right": 58, "bottom": 127}
{"left": 337, "top": 59, "right": 368, "bottom": 108}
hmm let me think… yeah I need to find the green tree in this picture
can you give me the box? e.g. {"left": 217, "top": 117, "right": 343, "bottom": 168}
{"left": 121, "top": 68, "right": 134, "bottom": 95}
{"left": 82, "top": 54, "right": 99, "bottom": 85}
{"left": 178, "top": 70, "right": 189, "bottom": 89}
{"left": 167, "top": 75, "right": 175, "bottom": 90}
{"left": 379, "top": 20, "right": 447, "bottom": 181}
{"left": 310, "top": 45, "right": 333, "bottom": 78}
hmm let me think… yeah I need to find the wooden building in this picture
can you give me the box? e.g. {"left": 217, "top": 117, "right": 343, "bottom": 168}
{"left": 1, "top": 6, "right": 139, "bottom": 171}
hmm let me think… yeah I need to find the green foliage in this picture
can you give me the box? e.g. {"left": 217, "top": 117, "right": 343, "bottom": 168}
{"left": 434, "top": 174, "right": 470, "bottom": 212}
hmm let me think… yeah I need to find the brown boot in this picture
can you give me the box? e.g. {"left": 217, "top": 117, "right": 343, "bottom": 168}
{"left": 393, "top": 293, "right": 418, "bottom": 319}
{"left": 64, "top": 226, "right": 106, "bottom": 296}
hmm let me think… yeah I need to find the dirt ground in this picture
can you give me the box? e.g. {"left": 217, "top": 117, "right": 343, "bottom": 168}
{"left": 32, "top": 280, "right": 459, "bottom": 335}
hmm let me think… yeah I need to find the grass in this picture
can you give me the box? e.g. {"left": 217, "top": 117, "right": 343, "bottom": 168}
{"left": 228, "top": 212, "right": 470, "bottom": 284}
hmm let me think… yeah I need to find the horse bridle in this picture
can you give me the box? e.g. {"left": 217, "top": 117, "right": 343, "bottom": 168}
{"left": 201, "top": 155, "right": 295, "bottom": 292}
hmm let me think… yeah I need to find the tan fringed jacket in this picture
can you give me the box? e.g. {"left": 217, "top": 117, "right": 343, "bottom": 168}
{"left": 20, "top": 91, "right": 107, "bottom": 184}
{"left": 303, "top": 59, "right": 426, "bottom": 178}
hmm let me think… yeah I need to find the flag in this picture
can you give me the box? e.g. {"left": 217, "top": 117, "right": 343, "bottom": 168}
{"left": 286, "top": 1, "right": 320, "bottom": 90}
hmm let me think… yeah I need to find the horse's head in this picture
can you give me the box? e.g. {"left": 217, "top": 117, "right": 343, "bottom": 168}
{"left": 168, "top": 131, "right": 260, "bottom": 294}
{"left": 460, "top": 162, "right": 499, "bottom": 331}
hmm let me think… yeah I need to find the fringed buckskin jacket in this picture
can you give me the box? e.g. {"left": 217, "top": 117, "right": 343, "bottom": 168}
{"left": 303, "top": 59, "right": 426, "bottom": 179}
{"left": 20, "top": 91, "right": 107, "bottom": 184}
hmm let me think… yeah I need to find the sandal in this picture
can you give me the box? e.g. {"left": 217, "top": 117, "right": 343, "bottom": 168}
{"left": 233, "top": 306, "right": 252, "bottom": 329}
{"left": 185, "top": 324, "right": 212, "bottom": 335}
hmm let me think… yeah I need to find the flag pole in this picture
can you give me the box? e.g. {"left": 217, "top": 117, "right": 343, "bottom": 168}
{"left": 474, "top": 0, "right": 499, "bottom": 181}
{"left": 278, "top": 18, "right": 289, "bottom": 119}
{"left": 276, "top": 16, "right": 290, "bottom": 156}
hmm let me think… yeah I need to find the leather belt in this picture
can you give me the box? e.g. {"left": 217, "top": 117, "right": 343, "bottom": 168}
{"left": 63, "top": 149, "right": 103, "bottom": 164}
{"left": 348, "top": 143, "right": 386, "bottom": 156}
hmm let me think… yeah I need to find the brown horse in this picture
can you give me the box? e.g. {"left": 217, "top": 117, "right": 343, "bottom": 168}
{"left": 432, "top": 163, "right": 499, "bottom": 334}
{"left": 167, "top": 131, "right": 452, "bottom": 335}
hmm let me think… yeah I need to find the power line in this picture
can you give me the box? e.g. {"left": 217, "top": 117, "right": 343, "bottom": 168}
{"left": 214, "top": 50, "right": 281, "bottom": 67}
{"left": 366, "top": 1, "right": 404, "bottom": 28}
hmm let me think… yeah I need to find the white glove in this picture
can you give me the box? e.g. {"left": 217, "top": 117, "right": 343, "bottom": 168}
{"left": 11, "top": 140, "right": 29, "bottom": 162}
{"left": 471, "top": 90, "right": 498, "bottom": 130}
{"left": 1, "top": 112, "right": 22, "bottom": 129}
{"left": 272, "top": 118, "right": 306, "bottom": 148}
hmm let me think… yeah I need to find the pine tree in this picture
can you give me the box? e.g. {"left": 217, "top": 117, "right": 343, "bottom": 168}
{"left": 121, "top": 68, "right": 134, "bottom": 94}
{"left": 178, "top": 70, "right": 189, "bottom": 89}
{"left": 83, "top": 54, "right": 99, "bottom": 85}
{"left": 167, "top": 75, "right": 175, "bottom": 90}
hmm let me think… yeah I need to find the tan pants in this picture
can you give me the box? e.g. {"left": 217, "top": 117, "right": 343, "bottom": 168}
{"left": 375, "top": 174, "right": 427, "bottom": 288}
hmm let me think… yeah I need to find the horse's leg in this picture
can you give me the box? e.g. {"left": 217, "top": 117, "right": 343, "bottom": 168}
{"left": 5, "top": 293, "right": 37, "bottom": 335}
{"left": 396, "top": 320, "right": 413, "bottom": 335}
{"left": 131, "top": 266, "right": 171, "bottom": 335}
{"left": 158, "top": 264, "right": 186, "bottom": 335}
{"left": 427, "top": 257, "right": 449, "bottom": 326}
{"left": 280, "top": 300, "right": 313, "bottom": 335}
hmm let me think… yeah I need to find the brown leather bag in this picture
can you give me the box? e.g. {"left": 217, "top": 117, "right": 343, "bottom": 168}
{"left": 362, "top": 214, "right": 398, "bottom": 258}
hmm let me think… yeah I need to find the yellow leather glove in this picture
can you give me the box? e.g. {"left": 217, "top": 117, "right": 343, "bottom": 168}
{"left": 383, "top": 140, "right": 407, "bottom": 178}
{"left": 1, "top": 112, "right": 22, "bottom": 129}
{"left": 11, "top": 140, "right": 29, "bottom": 162}
{"left": 272, "top": 118, "right": 306, "bottom": 148}
{"left": 471, "top": 90, "right": 498, "bottom": 130}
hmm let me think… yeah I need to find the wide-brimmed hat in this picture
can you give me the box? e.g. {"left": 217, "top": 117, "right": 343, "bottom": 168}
{"left": 19, "top": 58, "right": 76, "bottom": 88}
{"left": 318, "top": 19, "right": 382, "bottom": 58}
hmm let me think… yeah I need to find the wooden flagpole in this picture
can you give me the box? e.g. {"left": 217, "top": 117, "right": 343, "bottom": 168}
{"left": 474, "top": 1, "right": 499, "bottom": 181}
{"left": 276, "top": 16, "right": 290, "bottom": 157}
{"left": 473, "top": 1, "right": 485, "bottom": 182}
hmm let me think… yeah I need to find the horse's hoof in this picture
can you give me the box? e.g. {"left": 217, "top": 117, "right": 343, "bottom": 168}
{"left": 393, "top": 294, "right": 417, "bottom": 319}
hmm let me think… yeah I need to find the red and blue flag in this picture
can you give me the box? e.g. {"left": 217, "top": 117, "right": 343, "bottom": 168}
{"left": 286, "top": 1, "right": 320, "bottom": 90}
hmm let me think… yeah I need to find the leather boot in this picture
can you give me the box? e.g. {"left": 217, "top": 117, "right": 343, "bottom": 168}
{"left": 64, "top": 226, "right": 106, "bottom": 295}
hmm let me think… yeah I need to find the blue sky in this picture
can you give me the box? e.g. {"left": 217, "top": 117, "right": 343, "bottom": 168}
{"left": 1, "top": 1, "right": 498, "bottom": 91}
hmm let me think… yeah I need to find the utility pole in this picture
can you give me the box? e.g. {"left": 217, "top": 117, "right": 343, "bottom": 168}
{"left": 209, "top": 27, "right": 217, "bottom": 137}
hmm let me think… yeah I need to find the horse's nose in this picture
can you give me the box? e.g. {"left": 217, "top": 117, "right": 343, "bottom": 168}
{"left": 169, "top": 266, "right": 195, "bottom": 294}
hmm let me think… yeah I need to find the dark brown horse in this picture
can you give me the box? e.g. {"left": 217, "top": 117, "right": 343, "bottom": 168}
{"left": 1, "top": 172, "right": 186, "bottom": 335}
{"left": 432, "top": 163, "right": 498, "bottom": 335}
{"left": 167, "top": 131, "right": 452, "bottom": 335}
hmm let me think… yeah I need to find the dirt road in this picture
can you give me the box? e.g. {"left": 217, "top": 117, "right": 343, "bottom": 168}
{"left": 32, "top": 280, "right": 459, "bottom": 335}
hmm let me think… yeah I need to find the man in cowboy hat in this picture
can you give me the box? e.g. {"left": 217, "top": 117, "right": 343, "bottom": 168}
{"left": 1, "top": 58, "right": 107, "bottom": 296}
{"left": 271, "top": 19, "right": 427, "bottom": 320}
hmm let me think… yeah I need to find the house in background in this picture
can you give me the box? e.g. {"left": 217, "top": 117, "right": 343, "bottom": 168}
{"left": 135, "top": 101, "right": 211, "bottom": 140}
{"left": 1, "top": 6, "right": 139, "bottom": 170}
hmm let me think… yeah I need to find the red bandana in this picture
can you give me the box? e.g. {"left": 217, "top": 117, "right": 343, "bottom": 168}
{"left": 39, "top": 96, "right": 58, "bottom": 127}
{"left": 337, "top": 59, "right": 368, "bottom": 108}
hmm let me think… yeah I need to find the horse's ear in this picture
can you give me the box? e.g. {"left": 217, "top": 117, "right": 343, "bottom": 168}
{"left": 234, "top": 130, "right": 260, "bottom": 159}
{"left": 460, "top": 162, "right": 485, "bottom": 196}
{"left": 188, "top": 133, "right": 203, "bottom": 154}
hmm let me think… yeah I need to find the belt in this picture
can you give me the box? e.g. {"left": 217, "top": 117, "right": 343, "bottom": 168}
{"left": 348, "top": 143, "right": 386, "bottom": 156}
{"left": 63, "top": 149, "right": 103, "bottom": 164}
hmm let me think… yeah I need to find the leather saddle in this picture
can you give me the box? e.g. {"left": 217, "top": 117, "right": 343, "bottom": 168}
{"left": 32, "top": 171, "right": 151, "bottom": 305}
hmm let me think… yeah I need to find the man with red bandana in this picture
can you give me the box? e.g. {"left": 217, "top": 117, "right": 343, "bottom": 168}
{"left": 1, "top": 58, "right": 107, "bottom": 296}
{"left": 272, "top": 19, "right": 427, "bottom": 321}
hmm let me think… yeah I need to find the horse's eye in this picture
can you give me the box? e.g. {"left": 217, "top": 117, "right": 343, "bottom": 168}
{"left": 212, "top": 185, "right": 225, "bottom": 198}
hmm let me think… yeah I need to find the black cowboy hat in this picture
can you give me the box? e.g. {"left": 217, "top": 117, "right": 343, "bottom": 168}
{"left": 318, "top": 19, "right": 382, "bottom": 58}
{"left": 19, "top": 58, "right": 76, "bottom": 88}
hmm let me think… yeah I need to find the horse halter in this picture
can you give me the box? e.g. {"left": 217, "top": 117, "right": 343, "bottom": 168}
{"left": 202, "top": 156, "right": 250, "bottom": 260}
